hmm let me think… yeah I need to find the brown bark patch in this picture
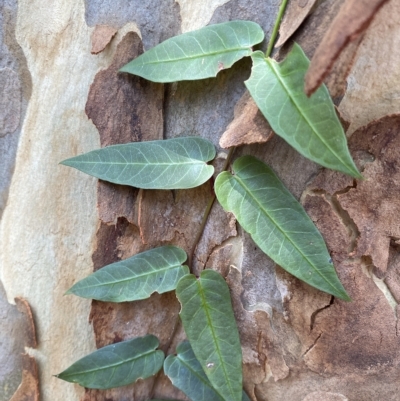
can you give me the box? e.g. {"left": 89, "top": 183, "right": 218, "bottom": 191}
{"left": 305, "top": 0, "right": 390, "bottom": 95}
{"left": 303, "top": 194, "right": 351, "bottom": 262}
{"left": 91, "top": 25, "right": 117, "bottom": 54}
{"left": 85, "top": 30, "right": 163, "bottom": 226}
{"left": 304, "top": 261, "right": 400, "bottom": 375}
{"left": 219, "top": 92, "right": 274, "bottom": 148}
{"left": 296, "top": 114, "right": 400, "bottom": 376}
{"left": 338, "top": 115, "right": 400, "bottom": 275}
{"left": 302, "top": 392, "right": 348, "bottom": 401}
{"left": 14, "top": 297, "right": 37, "bottom": 348}
{"left": 85, "top": 31, "right": 163, "bottom": 147}
{"left": 275, "top": 0, "right": 318, "bottom": 48}
{"left": 138, "top": 185, "right": 210, "bottom": 251}
{"left": 9, "top": 354, "right": 39, "bottom": 401}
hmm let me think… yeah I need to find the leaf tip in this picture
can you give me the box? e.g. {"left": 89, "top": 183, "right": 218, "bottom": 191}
{"left": 59, "top": 157, "right": 75, "bottom": 168}
{"left": 337, "top": 290, "right": 351, "bottom": 302}
{"left": 64, "top": 287, "right": 74, "bottom": 296}
{"left": 118, "top": 65, "right": 129, "bottom": 74}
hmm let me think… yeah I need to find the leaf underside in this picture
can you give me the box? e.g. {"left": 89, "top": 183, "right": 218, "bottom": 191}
{"left": 245, "top": 43, "right": 361, "bottom": 178}
{"left": 56, "top": 335, "right": 164, "bottom": 389}
{"left": 67, "top": 246, "right": 189, "bottom": 302}
{"left": 165, "top": 341, "right": 225, "bottom": 401}
{"left": 120, "top": 21, "right": 264, "bottom": 82}
{"left": 164, "top": 341, "right": 250, "bottom": 401}
{"left": 215, "top": 156, "right": 350, "bottom": 300}
{"left": 176, "top": 270, "right": 243, "bottom": 401}
{"left": 61, "top": 137, "right": 216, "bottom": 190}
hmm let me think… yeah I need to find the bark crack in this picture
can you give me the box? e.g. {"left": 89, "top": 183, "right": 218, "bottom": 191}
{"left": 302, "top": 332, "right": 322, "bottom": 358}
{"left": 361, "top": 256, "right": 399, "bottom": 325}
{"left": 310, "top": 296, "right": 334, "bottom": 331}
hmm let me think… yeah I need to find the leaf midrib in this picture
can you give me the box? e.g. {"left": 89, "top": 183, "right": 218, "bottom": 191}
{"left": 133, "top": 47, "right": 252, "bottom": 67}
{"left": 197, "top": 280, "right": 238, "bottom": 401}
{"left": 60, "top": 347, "right": 156, "bottom": 378}
{"left": 75, "top": 264, "right": 184, "bottom": 290}
{"left": 65, "top": 160, "right": 206, "bottom": 166}
{"left": 265, "top": 57, "right": 354, "bottom": 175}
{"left": 233, "top": 173, "right": 341, "bottom": 295}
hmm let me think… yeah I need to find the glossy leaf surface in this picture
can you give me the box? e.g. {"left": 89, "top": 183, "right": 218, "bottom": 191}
{"left": 245, "top": 43, "right": 361, "bottom": 178}
{"left": 56, "top": 335, "right": 164, "bottom": 389}
{"left": 120, "top": 21, "right": 264, "bottom": 82}
{"left": 61, "top": 137, "right": 216, "bottom": 189}
{"left": 176, "top": 270, "right": 242, "bottom": 401}
{"left": 66, "top": 246, "right": 189, "bottom": 302}
{"left": 165, "top": 341, "right": 250, "bottom": 401}
{"left": 215, "top": 156, "right": 350, "bottom": 300}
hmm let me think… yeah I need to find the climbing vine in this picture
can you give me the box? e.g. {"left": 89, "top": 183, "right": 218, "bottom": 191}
{"left": 56, "top": 3, "right": 358, "bottom": 400}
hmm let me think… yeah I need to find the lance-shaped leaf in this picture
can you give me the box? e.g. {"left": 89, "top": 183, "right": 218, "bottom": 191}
{"left": 66, "top": 246, "right": 189, "bottom": 302}
{"left": 120, "top": 21, "right": 264, "bottom": 82}
{"left": 245, "top": 43, "right": 361, "bottom": 178}
{"left": 215, "top": 156, "right": 350, "bottom": 300}
{"left": 176, "top": 271, "right": 242, "bottom": 401}
{"left": 164, "top": 341, "right": 250, "bottom": 401}
{"left": 56, "top": 335, "right": 164, "bottom": 389}
{"left": 61, "top": 137, "right": 216, "bottom": 189}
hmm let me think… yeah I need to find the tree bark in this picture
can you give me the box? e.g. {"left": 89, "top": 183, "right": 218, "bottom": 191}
{"left": 1, "top": 0, "right": 400, "bottom": 400}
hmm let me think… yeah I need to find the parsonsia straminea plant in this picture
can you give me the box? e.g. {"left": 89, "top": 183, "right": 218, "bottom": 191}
{"left": 57, "top": 3, "right": 360, "bottom": 400}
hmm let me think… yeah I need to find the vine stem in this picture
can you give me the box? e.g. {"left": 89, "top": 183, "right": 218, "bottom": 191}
{"left": 265, "top": 0, "right": 289, "bottom": 58}
{"left": 149, "top": 148, "right": 236, "bottom": 399}
{"left": 188, "top": 146, "right": 236, "bottom": 272}
{"left": 151, "top": 6, "right": 290, "bottom": 397}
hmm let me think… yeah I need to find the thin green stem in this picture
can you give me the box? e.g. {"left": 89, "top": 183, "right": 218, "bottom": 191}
{"left": 265, "top": 0, "right": 290, "bottom": 58}
{"left": 188, "top": 147, "right": 236, "bottom": 273}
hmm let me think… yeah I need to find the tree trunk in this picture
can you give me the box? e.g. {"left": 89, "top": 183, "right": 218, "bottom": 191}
{"left": 1, "top": 0, "right": 400, "bottom": 400}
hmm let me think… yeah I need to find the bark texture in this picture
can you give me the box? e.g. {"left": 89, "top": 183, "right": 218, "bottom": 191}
{"left": 1, "top": 0, "right": 400, "bottom": 400}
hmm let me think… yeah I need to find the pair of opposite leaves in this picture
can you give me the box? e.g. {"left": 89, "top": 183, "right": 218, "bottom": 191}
{"left": 60, "top": 253, "right": 246, "bottom": 401}
{"left": 63, "top": 21, "right": 356, "bottom": 300}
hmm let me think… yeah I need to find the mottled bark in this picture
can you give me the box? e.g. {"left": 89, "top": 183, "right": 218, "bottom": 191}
{"left": 2, "top": 1, "right": 400, "bottom": 400}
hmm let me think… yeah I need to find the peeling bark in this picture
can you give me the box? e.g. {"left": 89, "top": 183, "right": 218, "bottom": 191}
{"left": 9, "top": 354, "right": 39, "bottom": 401}
{"left": 3, "top": 0, "right": 400, "bottom": 400}
{"left": 305, "top": 0, "right": 390, "bottom": 95}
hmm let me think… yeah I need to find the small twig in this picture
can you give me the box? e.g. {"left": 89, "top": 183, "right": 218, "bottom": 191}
{"left": 265, "top": 0, "right": 289, "bottom": 58}
{"left": 148, "top": 316, "right": 182, "bottom": 399}
{"left": 188, "top": 146, "right": 236, "bottom": 273}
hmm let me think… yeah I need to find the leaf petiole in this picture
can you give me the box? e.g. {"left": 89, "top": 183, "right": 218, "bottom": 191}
{"left": 265, "top": 0, "right": 290, "bottom": 57}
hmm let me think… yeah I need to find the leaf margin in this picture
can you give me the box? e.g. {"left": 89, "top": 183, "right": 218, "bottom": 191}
{"left": 215, "top": 155, "right": 350, "bottom": 301}
{"left": 66, "top": 245, "right": 189, "bottom": 302}
{"left": 55, "top": 335, "right": 165, "bottom": 389}
{"left": 245, "top": 43, "right": 361, "bottom": 178}
{"left": 119, "top": 20, "right": 265, "bottom": 82}
{"left": 176, "top": 270, "right": 243, "bottom": 401}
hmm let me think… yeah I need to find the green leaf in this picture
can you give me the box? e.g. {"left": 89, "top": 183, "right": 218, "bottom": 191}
{"left": 61, "top": 137, "right": 216, "bottom": 190}
{"left": 56, "top": 335, "right": 164, "bottom": 389}
{"left": 66, "top": 246, "right": 189, "bottom": 302}
{"left": 215, "top": 156, "right": 350, "bottom": 301}
{"left": 120, "top": 21, "right": 264, "bottom": 82}
{"left": 176, "top": 271, "right": 242, "bottom": 401}
{"left": 245, "top": 43, "right": 361, "bottom": 178}
{"left": 164, "top": 341, "right": 249, "bottom": 401}
{"left": 165, "top": 341, "right": 224, "bottom": 401}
